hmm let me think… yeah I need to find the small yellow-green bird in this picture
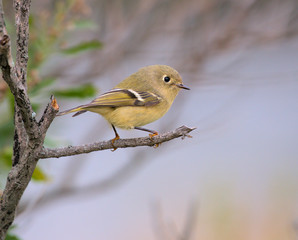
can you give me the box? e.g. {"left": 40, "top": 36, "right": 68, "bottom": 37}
{"left": 57, "top": 65, "right": 190, "bottom": 142}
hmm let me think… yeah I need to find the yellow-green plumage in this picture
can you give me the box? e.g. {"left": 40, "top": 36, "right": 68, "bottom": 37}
{"left": 57, "top": 65, "right": 189, "bottom": 135}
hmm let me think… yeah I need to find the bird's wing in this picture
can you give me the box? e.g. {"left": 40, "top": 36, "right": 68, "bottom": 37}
{"left": 83, "top": 88, "right": 161, "bottom": 108}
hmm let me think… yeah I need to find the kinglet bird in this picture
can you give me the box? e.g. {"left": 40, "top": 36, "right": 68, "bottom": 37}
{"left": 57, "top": 65, "right": 190, "bottom": 142}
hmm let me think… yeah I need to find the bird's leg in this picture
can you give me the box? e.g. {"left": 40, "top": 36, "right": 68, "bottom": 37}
{"left": 134, "top": 127, "right": 160, "bottom": 148}
{"left": 111, "top": 125, "right": 120, "bottom": 151}
{"left": 134, "top": 126, "right": 158, "bottom": 138}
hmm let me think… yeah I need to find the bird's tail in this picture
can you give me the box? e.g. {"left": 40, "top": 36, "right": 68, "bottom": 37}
{"left": 56, "top": 106, "right": 87, "bottom": 117}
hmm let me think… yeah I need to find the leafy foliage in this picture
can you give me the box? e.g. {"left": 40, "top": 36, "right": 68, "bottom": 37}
{"left": 0, "top": 1, "right": 102, "bottom": 183}
{"left": 5, "top": 225, "right": 21, "bottom": 240}
{"left": 5, "top": 233, "right": 21, "bottom": 240}
{"left": 61, "top": 40, "right": 103, "bottom": 55}
{"left": 32, "top": 166, "right": 49, "bottom": 181}
{"left": 53, "top": 83, "right": 97, "bottom": 98}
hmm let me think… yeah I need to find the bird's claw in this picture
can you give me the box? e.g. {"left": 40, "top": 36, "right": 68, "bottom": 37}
{"left": 149, "top": 132, "right": 160, "bottom": 148}
{"left": 111, "top": 134, "right": 120, "bottom": 152}
{"left": 149, "top": 132, "right": 158, "bottom": 138}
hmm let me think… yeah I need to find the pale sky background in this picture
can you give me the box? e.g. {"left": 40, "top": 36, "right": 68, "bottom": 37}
{"left": 14, "top": 36, "right": 298, "bottom": 240}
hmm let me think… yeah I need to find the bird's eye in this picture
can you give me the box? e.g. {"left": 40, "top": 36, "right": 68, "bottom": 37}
{"left": 163, "top": 76, "right": 171, "bottom": 83}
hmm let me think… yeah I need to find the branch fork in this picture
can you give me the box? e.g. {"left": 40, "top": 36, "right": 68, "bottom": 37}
{"left": 0, "top": 1, "right": 195, "bottom": 239}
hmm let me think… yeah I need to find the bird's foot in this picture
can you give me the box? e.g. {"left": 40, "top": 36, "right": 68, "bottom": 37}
{"left": 111, "top": 134, "right": 120, "bottom": 152}
{"left": 149, "top": 132, "right": 160, "bottom": 148}
{"left": 149, "top": 132, "right": 158, "bottom": 138}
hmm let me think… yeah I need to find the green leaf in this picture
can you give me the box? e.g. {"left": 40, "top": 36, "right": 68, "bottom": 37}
{"left": 73, "top": 20, "right": 98, "bottom": 30}
{"left": 5, "top": 225, "right": 21, "bottom": 240}
{"left": 5, "top": 233, "right": 20, "bottom": 240}
{"left": 7, "top": 91, "right": 15, "bottom": 117}
{"left": 28, "top": 14, "right": 35, "bottom": 27}
{"left": 32, "top": 166, "right": 48, "bottom": 182}
{"left": 29, "top": 77, "right": 56, "bottom": 96}
{"left": 0, "top": 121, "right": 14, "bottom": 149}
{"left": 0, "top": 147, "right": 13, "bottom": 168}
{"left": 53, "top": 83, "right": 97, "bottom": 99}
{"left": 31, "top": 102, "right": 40, "bottom": 113}
{"left": 61, "top": 40, "right": 103, "bottom": 55}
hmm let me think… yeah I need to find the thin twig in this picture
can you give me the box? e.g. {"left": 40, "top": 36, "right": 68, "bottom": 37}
{"left": 39, "top": 125, "right": 196, "bottom": 159}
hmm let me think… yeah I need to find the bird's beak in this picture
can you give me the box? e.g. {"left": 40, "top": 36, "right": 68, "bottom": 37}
{"left": 175, "top": 83, "right": 190, "bottom": 90}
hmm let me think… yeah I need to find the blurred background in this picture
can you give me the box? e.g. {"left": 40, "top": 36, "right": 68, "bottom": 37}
{"left": 1, "top": 0, "right": 298, "bottom": 239}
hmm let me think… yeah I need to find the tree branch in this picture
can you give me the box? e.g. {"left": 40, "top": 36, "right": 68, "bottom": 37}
{"left": 14, "top": 0, "right": 31, "bottom": 86}
{"left": 0, "top": 96, "right": 58, "bottom": 239}
{"left": 0, "top": 1, "right": 195, "bottom": 239}
{"left": 38, "top": 96, "right": 59, "bottom": 137}
{"left": 0, "top": 1, "right": 6, "bottom": 36}
{"left": 0, "top": 0, "right": 39, "bottom": 142}
{"left": 0, "top": 1, "right": 55, "bottom": 238}
{"left": 39, "top": 125, "right": 196, "bottom": 159}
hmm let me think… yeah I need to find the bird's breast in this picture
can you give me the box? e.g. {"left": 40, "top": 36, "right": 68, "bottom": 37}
{"left": 103, "top": 101, "right": 170, "bottom": 129}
